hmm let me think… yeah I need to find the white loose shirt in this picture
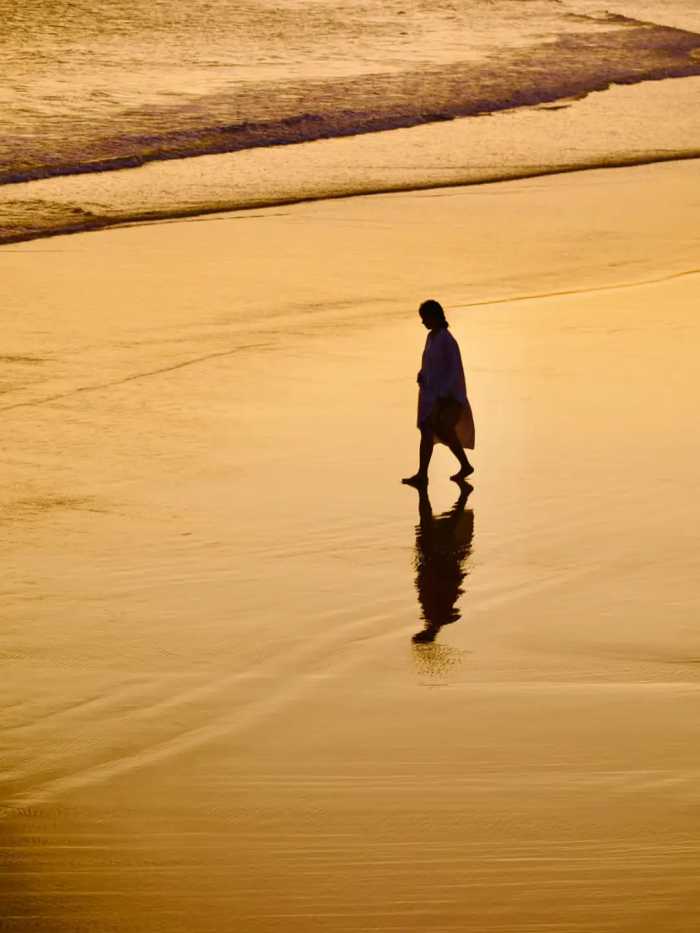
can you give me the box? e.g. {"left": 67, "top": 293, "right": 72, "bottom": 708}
{"left": 417, "top": 328, "right": 468, "bottom": 426}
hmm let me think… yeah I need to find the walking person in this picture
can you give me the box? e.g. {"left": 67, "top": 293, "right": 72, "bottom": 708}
{"left": 402, "top": 299, "right": 475, "bottom": 488}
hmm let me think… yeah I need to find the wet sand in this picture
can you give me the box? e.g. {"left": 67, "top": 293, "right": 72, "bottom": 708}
{"left": 3, "top": 159, "right": 700, "bottom": 931}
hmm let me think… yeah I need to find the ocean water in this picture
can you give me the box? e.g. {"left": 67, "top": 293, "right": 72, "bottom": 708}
{"left": 1, "top": 0, "right": 700, "bottom": 239}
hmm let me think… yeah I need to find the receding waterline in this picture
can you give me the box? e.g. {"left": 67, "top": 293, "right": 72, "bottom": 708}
{"left": 2, "top": 148, "right": 700, "bottom": 248}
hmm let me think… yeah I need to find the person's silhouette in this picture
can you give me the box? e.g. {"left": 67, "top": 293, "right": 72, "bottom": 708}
{"left": 402, "top": 299, "right": 475, "bottom": 488}
{"left": 411, "top": 484, "right": 474, "bottom": 643}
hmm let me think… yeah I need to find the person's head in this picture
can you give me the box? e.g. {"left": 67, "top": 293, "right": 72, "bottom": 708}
{"left": 419, "top": 299, "right": 448, "bottom": 330}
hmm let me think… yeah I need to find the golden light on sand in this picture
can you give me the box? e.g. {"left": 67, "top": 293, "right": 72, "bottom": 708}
{"left": 3, "top": 1, "right": 700, "bottom": 929}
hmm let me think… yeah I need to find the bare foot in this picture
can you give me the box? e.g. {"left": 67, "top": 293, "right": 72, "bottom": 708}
{"left": 450, "top": 465, "right": 474, "bottom": 483}
{"left": 401, "top": 473, "right": 428, "bottom": 488}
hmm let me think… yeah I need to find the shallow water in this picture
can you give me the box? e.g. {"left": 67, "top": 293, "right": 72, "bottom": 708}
{"left": 0, "top": 0, "right": 644, "bottom": 180}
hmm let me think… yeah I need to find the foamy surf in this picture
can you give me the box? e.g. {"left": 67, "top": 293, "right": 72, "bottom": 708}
{"left": 2, "top": 75, "right": 700, "bottom": 245}
{"left": 2, "top": 15, "right": 698, "bottom": 186}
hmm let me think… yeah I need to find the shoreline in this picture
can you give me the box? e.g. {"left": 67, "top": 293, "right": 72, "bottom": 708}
{"left": 4, "top": 15, "right": 699, "bottom": 188}
{"left": 2, "top": 74, "right": 700, "bottom": 246}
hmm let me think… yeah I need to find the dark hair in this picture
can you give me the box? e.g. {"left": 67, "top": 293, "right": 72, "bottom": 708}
{"left": 419, "top": 299, "right": 448, "bottom": 328}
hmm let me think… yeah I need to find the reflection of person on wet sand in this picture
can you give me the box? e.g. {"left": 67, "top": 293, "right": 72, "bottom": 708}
{"left": 412, "top": 484, "right": 474, "bottom": 644}
{"left": 402, "top": 299, "right": 475, "bottom": 489}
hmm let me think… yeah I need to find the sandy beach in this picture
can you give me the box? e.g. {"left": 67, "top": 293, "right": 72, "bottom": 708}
{"left": 3, "top": 158, "right": 700, "bottom": 930}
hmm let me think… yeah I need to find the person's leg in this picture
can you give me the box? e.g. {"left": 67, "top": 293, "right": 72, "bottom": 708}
{"left": 402, "top": 427, "right": 434, "bottom": 486}
{"left": 445, "top": 429, "right": 473, "bottom": 481}
{"left": 419, "top": 427, "right": 435, "bottom": 477}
